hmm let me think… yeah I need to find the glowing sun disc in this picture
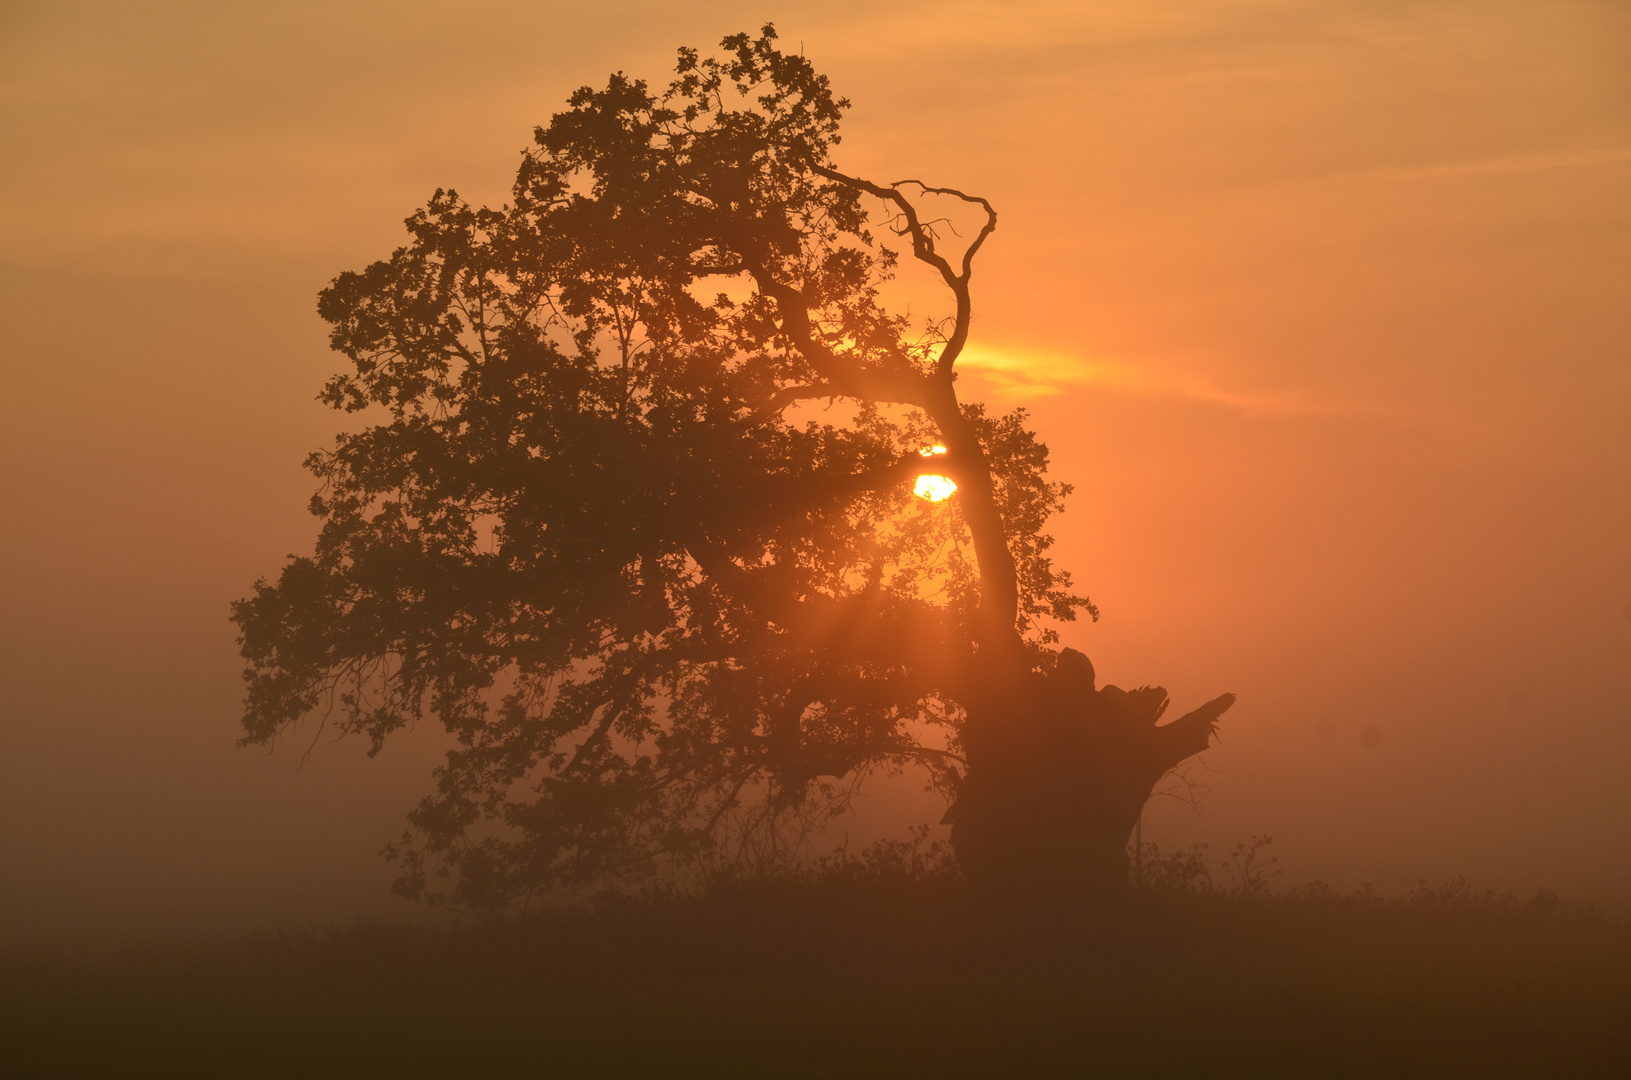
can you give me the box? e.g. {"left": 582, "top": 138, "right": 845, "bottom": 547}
{"left": 915, "top": 474, "right": 957, "bottom": 501}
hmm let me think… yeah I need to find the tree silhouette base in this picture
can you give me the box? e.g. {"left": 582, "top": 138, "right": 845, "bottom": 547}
{"left": 950, "top": 649, "right": 1234, "bottom": 899}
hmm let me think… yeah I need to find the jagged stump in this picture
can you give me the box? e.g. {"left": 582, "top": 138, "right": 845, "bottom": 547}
{"left": 951, "top": 649, "right": 1235, "bottom": 898}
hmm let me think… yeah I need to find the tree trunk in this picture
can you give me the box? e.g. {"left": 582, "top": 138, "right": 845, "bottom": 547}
{"left": 950, "top": 648, "right": 1234, "bottom": 898}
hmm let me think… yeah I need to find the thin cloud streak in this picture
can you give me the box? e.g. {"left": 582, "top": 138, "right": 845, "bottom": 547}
{"left": 955, "top": 344, "right": 1361, "bottom": 417}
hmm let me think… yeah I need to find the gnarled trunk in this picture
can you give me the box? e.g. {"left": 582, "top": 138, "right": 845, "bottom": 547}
{"left": 951, "top": 648, "right": 1234, "bottom": 897}
{"left": 768, "top": 168, "right": 1236, "bottom": 897}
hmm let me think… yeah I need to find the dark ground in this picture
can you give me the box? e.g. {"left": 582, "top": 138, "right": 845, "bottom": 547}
{"left": 3, "top": 872, "right": 1627, "bottom": 1078}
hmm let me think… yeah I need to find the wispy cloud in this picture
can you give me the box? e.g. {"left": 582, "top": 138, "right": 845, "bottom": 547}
{"left": 954, "top": 343, "right": 1324, "bottom": 414}
{"left": 953, "top": 345, "right": 1137, "bottom": 398}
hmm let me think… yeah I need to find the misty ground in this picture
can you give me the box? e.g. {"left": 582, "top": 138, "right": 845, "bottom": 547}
{"left": 3, "top": 858, "right": 1627, "bottom": 1080}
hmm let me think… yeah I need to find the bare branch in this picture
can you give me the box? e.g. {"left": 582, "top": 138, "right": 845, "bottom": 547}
{"left": 810, "top": 166, "right": 997, "bottom": 377}
{"left": 894, "top": 179, "right": 999, "bottom": 291}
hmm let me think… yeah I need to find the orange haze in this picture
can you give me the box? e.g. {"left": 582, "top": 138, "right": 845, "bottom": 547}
{"left": 2, "top": 0, "right": 1627, "bottom": 945}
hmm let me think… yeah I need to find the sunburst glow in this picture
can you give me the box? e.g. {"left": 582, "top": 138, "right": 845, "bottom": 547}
{"left": 914, "top": 474, "right": 957, "bottom": 501}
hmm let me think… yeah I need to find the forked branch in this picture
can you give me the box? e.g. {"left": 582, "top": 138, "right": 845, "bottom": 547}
{"left": 811, "top": 166, "right": 997, "bottom": 376}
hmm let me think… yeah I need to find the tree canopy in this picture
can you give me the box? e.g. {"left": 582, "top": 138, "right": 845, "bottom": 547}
{"left": 233, "top": 27, "right": 1137, "bottom": 908}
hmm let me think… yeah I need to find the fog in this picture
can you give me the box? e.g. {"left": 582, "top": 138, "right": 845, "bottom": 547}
{"left": 2, "top": 0, "right": 1627, "bottom": 949}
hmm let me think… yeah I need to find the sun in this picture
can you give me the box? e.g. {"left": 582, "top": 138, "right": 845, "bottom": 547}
{"left": 914, "top": 445, "right": 956, "bottom": 501}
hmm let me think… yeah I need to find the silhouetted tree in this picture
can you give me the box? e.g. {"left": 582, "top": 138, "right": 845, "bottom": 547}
{"left": 232, "top": 26, "right": 1233, "bottom": 907}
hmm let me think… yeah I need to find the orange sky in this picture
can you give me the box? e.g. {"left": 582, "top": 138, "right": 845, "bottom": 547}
{"left": 2, "top": 0, "right": 1628, "bottom": 944}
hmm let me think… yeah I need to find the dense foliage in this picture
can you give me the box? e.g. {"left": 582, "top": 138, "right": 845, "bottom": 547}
{"left": 233, "top": 28, "right": 1090, "bottom": 906}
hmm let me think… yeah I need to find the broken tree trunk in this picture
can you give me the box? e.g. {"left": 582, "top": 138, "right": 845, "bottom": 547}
{"left": 951, "top": 648, "right": 1235, "bottom": 898}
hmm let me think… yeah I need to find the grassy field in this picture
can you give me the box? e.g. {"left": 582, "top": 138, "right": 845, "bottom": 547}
{"left": 3, "top": 871, "right": 1627, "bottom": 1078}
